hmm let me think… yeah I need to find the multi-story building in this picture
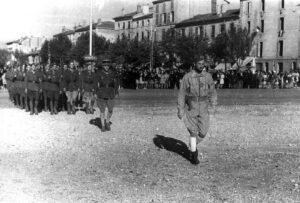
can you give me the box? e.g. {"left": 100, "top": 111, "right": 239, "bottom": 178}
{"left": 175, "top": 9, "right": 240, "bottom": 41}
{"left": 240, "top": 0, "right": 300, "bottom": 73}
{"left": 6, "top": 36, "right": 46, "bottom": 64}
{"left": 113, "top": 4, "right": 153, "bottom": 41}
{"left": 54, "top": 19, "right": 115, "bottom": 45}
{"left": 152, "top": 0, "right": 239, "bottom": 41}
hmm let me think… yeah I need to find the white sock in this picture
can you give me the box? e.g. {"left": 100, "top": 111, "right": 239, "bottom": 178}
{"left": 190, "top": 137, "right": 197, "bottom": 152}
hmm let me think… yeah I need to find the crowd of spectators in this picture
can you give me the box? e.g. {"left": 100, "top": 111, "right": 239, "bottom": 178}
{"left": 212, "top": 69, "right": 300, "bottom": 89}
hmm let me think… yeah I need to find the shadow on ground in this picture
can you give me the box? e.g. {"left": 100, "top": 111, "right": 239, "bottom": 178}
{"left": 89, "top": 118, "right": 112, "bottom": 129}
{"left": 153, "top": 134, "right": 191, "bottom": 162}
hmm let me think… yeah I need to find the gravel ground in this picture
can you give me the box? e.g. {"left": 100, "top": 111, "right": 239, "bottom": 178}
{"left": 0, "top": 89, "right": 300, "bottom": 202}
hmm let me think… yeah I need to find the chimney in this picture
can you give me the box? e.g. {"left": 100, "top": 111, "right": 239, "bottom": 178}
{"left": 137, "top": 4, "right": 142, "bottom": 13}
{"left": 97, "top": 18, "right": 102, "bottom": 24}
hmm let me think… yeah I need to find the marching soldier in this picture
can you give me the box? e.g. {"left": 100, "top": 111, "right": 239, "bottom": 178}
{"left": 96, "top": 59, "right": 119, "bottom": 132}
{"left": 5, "top": 67, "right": 13, "bottom": 102}
{"left": 25, "top": 64, "right": 42, "bottom": 115}
{"left": 81, "top": 62, "right": 97, "bottom": 114}
{"left": 177, "top": 60, "right": 217, "bottom": 165}
{"left": 62, "top": 62, "right": 80, "bottom": 114}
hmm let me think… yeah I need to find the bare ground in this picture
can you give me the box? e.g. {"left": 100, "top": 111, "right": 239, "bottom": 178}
{"left": 0, "top": 89, "right": 300, "bottom": 202}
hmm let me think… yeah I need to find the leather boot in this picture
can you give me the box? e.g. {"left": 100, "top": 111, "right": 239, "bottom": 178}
{"left": 29, "top": 100, "right": 34, "bottom": 115}
{"left": 50, "top": 100, "right": 54, "bottom": 115}
{"left": 25, "top": 97, "right": 29, "bottom": 112}
{"left": 20, "top": 96, "right": 24, "bottom": 109}
{"left": 54, "top": 101, "right": 58, "bottom": 115}
{"left": 85, "top": 103, "right": 90, "bottom": 114}
{"left": 100, "top": 115, "right": 106, "bottom": 132}
{"left": 34, "top": 100, "right": 38, "bottom": 115}
{"left": 105, "top": 120, "right": 111, "bottom": 131}
{"left": 44, "top": 98, "right": 48, "bottom": 112}
{"left": 190, "top": 150, "right": 200, "bottom": 165}
{"left": 72, "top": 104, "right": 76, "bottom": 114}
{"left": 67, "top": 102, "right": 71, "bottom": 114}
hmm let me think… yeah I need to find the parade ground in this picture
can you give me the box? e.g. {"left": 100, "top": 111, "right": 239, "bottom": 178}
{"left": 1, "top": 89, "right": 300, "bottom": 202}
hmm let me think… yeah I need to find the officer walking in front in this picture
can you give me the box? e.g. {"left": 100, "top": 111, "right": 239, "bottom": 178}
{"left": 177, "top": 59, "right": 217, "bottom": 165}
{"left": 96, "top": 59, "right": 119, "bottom": 132}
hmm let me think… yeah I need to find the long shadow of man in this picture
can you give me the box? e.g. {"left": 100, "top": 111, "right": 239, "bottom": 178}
{"left": 153, "top": 134, "right": 191, "bottom": 162}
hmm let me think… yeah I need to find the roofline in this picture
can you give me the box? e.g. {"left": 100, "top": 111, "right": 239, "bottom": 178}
{"left": 175, "top": 15, "right": 239, "bottom": 28}
{"left": 152, "top": 0, "right": 171, "bottom": 5}
{"left": 132, "top": 13, "right": 153, "bottom": 21}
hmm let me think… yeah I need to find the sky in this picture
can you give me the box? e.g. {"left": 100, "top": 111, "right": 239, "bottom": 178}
{"left": 0, "top": 0, "right": 150, "bottom": 43}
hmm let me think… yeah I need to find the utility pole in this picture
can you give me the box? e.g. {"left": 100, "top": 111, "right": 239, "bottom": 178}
{"left": 48, "top": 40, "right": 51, "bottom": 65}
{"left": 89, "top": 0, "right": 93, "bottom": 56}
{"left": 150, "top": 25, "right": 155, "bottom": 71}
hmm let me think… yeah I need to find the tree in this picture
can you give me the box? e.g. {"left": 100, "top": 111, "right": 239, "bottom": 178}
{"left": 175, "top": 34, "right": 209, "bottom": 70}
{"left": 14, "top": 50, "right": 27, "bottom": 65}
{"left": 40, "top": 40, "right": 50, "bottom": 64}
{"left": 71, "top": 32, "right": 110, "bottom": 66}
{"left": 49, "top": 35, "right": 72, "bottom": 66}
{"left": 210, "top": 32, "right": 230, "bottom": 63}
{"left": 0, "top": 49, "right": 10, "bottom": 67}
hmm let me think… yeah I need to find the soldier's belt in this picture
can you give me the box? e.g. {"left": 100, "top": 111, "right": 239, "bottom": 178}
{"left": 28, "top": 81, "right": 40, "bottom": 84}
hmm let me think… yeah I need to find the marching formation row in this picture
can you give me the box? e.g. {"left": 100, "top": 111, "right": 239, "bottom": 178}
{"left": 4, "top": 60, "right": 119, "bottom": 132}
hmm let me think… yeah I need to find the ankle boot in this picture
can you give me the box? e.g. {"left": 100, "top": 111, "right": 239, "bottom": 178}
{"left": 72, "top": 104, "right": 76, "bottom": 114}
{"left": 29, "top": 100, "right": 34, "bottom": 115}
{"left": 190, "top": 150, "right": 200, "bottom": 165}
{"left": 50, "top": 100, "right": 54, "bottom": 115}
{"left": 54, "top": 101, "right": 58, "bottom": 115}
{"left": 20, "top": 96, "right": 24, "bottom": 109}
{"left": 67, "top": 102, "right": 71, "bottom": 114}
{"left": 34, "top": 100, "right": 38, "bottom": 115}
{"left": 44, "top": 98, "right": 48, "bottom": 112}
{"left": 25, "top": 98, "right": 29, "bottom": 112}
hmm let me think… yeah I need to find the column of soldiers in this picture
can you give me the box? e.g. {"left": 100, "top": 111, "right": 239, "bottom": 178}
{"left": 5, "top": 59, "right": 119, "bottom": 131}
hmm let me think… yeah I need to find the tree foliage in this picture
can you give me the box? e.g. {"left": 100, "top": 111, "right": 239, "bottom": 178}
{"left": 0, "top": 49, "right": 10, "bottom": 67}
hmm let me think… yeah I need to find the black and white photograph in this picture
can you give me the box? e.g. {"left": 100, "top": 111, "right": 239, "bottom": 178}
{"left": 0, "top": 0, "right": 300, "bottom": 202}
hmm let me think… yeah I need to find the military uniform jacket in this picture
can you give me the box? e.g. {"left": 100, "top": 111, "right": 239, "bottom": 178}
{"left": 96, "top": 69, "right": 119, "bottom": 99}
{"left": 15, "top": 70, "right": 26, "bottom": 89}
{"left": 62, "top": 69, "right": 80, "bottom": 91}
{"left": 43, "top": 70, "right": 61, "bottom": 91}
{"left": 25, "top": 70, "right": 41, "bottom": 91}
{"left": 178, "top": 70, "right": 217, "bottom": 117}
{"left": 81, "top": 70, "right": 97, "bottom": 92}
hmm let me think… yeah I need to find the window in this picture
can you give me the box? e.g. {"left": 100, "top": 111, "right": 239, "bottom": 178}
{"left": 142, "top": 20, "right": 144, "bottom": 27}
{"left": 195, "top": 27, "right": 199, "bottom": 35}
{"left": 278, "top": 62, "right": 283, "bottom": 73}
{"left": 230, "top": 22, "right": 235, "bottom": 31}
{"left": 247, "top": 21, "right": 251, "bottom": 32}
{"left": 162, "top": 13, "right": 167, "bottom": 24}
{"left": 137, "top": 21, "right": 139, "bottom": 28}
{"left": 142, "top": 31, "right": 144, "bottom": 40}
{"left": 171, "top": 0, "right": 174, "bottom": 10}
{"left": 189, "top": 27, "right": 193, "bottom": 36}
{"left": 278, "top": 40, "right": 283, "bottom": 56}
{"left": 147, "top": 19, "right": 150, "bottom": 26}
{"left": 123, "top": 22, "right": 125, "bottom": 29}
{"left": 200, "top": 26, "right": 204, "bottom": 37}
{"left": 220, "top": 24, "right": 226, "bottom": 33}
{"left": 259, "top": 42, "right": 263, "bottom": 57}
{"left": 261, "top": 0, "right": 265, "bottom": 11}
{"left": 156, "top": 4, "right": 159, "bottom": 13}
{"left": 181, "top": 28, "right": 185, "bottom": 37}
{"left": 211, "top": 0, "right": 217, "bottom": 13}
{"left": 247, "top": 2, "right": 252, "bottom": 17}
{"left": 156, "top": 14, "right": 159, "bottom": 25}
{"left": 281, "top": 0, "right": 284, "bottom": 9}
{"left": 265, "top": 62, "right": 269, "bottom": 72}
{"left": 261, "top": 20, "right": 264, "bottom": 32}
{"left": 292, "top": 62, "right": 297, "bottom": 71}
{"left": 128, "top": 21, "right": 131, "bottom": 29}
{"left": 211, "top": 25, "right": 215, "bottom": 38}
{"left": 136, "top": 32, "right": 139, "bottom": 40}
{"left": 162, "top": 3, "right": 166, "bottom": 12}
{"left": 147, "top": 31, "right": 150, "bottom": 39}
{"left": 280, "top": 17, "right": 284, "bottom": 31}
{"left": 118, "top": 23, "right": 120, "bottom": 29}
{"left": 170, "top": 11, "right": 175, "bottom": 23}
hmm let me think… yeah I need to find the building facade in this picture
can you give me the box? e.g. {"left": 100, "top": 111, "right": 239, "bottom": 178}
{"left": 54, "top": 20, "right": 115, "bottom": 45}
{"left": 113, "top": 4, "right": 153, "bottom": 41}
{"left": 240, "top": 0, "right": 300, "bottom": 73}
{"left": 175, "top": 9, "right": 240, "bottom": 41}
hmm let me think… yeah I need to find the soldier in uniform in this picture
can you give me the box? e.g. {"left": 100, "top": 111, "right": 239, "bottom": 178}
{"left": 11, "top": 66, "right": 18, "bottom": 106}
{"left": 44, "top": 64, "right": 61, "bottom": 115}
{"left": 15, "top": 65, "right": 28, "bottom": 111}
{"left": 62, "top": 62, "right": 80, "bottom": 114}
{"left": 96, "top": 59, "right": 119, "bottom": 132}
{"left": 81, "top": 62, "right": 97, "bottom": 114}
{"left": 25, "top": 64, "right": 42, "bottom": 115}
{"left": 42, "top": 64, "right": 51, "bottom": 112}
{"left": 5, "top": 67, "right": 13, "bottom": 102}
{"left": 177, "top": 60, "right": 217, "bottom": 165}
{"left": 13, "top": 66, "right": 22, "bottom": 108}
